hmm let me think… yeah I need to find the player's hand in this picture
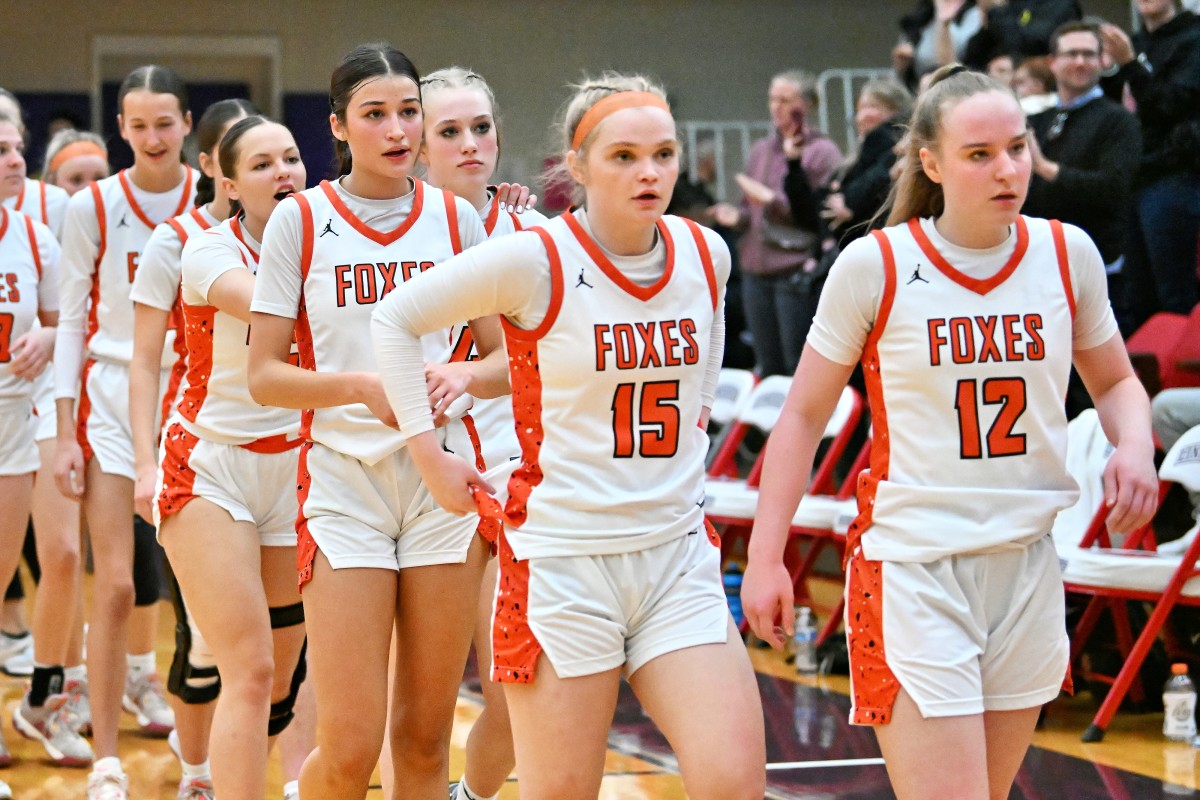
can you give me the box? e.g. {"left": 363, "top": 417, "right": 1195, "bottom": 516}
{"left": 358, "top": 373, "right": 399, "bottom": 429}
{"left": 1103, "top": 441, "right": 1158, "bottom": 534}
{"left": 9, "top": 328, "right": 54, "bottom": 381}
{"left": 741, "top": 558, "right": 796, "bottom": 649}
{"left": 494, "top": 182, "right": 538, "bottom": 214}
{"left": 55, "top": 438, "right": 86, "bottom": 500}
{"left": 408, "top": 433, "right": 496, "bottom": 516}
{"left": 133, "top": 462, "right": 157, "bottom": 522}
{"left": 425, "top": 362, "right": 472, "bottom": 427}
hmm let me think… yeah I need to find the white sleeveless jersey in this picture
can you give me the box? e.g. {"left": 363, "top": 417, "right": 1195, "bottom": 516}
{"left": 0, "top": 209, "right": 58, "bottom": 400}
{"left": 850, "top": 216, "right": 1082, "bottom": 562}
{"left": 68, "top": 169, "right": 197, "bottom": 366}
{"left": 4, "top": 179, "right": 69, "bottom": 237}
{"left": 502, "top": 212, "right": 720, "bottom": 559}
{"left": 263, "top": 179, "right": 480, "bottom": 464}
{"left": 179, "top": 215, "right": 298, "bottom": 445}
{"left": 447, "top": 199, "right": 549, "bottom": 468}
{"left": 132, "top": 205, "right": 219, "bottom": 423}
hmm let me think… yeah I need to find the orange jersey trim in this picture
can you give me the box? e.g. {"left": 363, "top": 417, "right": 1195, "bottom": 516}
{"left": 847, "top": 230, "right": 899, "bottom": 559}
{"left": 1049, "top": 219, "right": 1075, "bottom": 320}
{"left": 230, "top": 215, "right": 260, "bottom": 263}
{"left": 0, "top": 208, "right": 8, "bottom": 247}
{"left": 117, "top": 169, "right": 194, "bottom": 229}
{"left": 86, "top": 183, "right": 107, "bottom": 348}
{"left": 907, "top": 216, "right": 1029, "bottom": 296}
{"left": 500, "top": 228, "right": 564, "bottom": 342}
{"left": 681, "top": 217, "right": 718, "bottom": 311}
{"left": 22, "top": 214, "right": 42, "bottom": 279}
{"left": 318, "top": 179, "right": 424, "bottom": 246}
{"left": 177, "top": 302, "right": 216, "bottom": 424}
{"left": 562, "top": 212, "right": 675, "bottom": 302}
{"left": 443, "top": 189, "right": 462, "bottom": 255}
{"left": 292, "top": 194, "right": 317, "bottom": 441}
{"left": 156, "top": 421, "right": 201, "bottom": 523}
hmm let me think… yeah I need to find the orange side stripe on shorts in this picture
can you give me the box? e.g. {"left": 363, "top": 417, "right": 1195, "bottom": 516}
{"left": 491, "top": 528, "right": 540, "bottom": 684}
{"left": 156, "top": 422, "right": 200, "bottom": 522}
{"left": 76, "top": 359, "right": 96, "bottom": 463}
{"left": 295, "top": 442, "right": 318, "bottom": 591}
{"left": 847, "top": 550, "right": 900, "bottom": 725}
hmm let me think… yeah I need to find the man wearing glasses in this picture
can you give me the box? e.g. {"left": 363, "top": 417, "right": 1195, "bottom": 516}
{"left": 1024, "top": 20, "right": 1141, "bottom": 331}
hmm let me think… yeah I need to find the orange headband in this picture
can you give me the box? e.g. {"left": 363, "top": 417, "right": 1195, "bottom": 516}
{"left": 49, "top": 141, "right": 107, "bottom": 175}
{"left": 571, "top": 91, "right": 671, "bottom": 151}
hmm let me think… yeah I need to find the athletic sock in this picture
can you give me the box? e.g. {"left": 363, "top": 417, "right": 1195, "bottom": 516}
{"left": 181, "top": 758, "right": 211, "bottom": 782}
{"left": 93, "top": 756, "right": 124, "bottom": 776}
{"left": 29, "top": 664, "right": 65, "bottom": 706}
{"left": 456, "top": 778, "right": 497, "bottom": 800}
{"left": 283, "top": 779, "right": 300, "bottom": 798}
{"left": 65, "top": 664, "right": 87, "bottom": 682}
{"left": 126, "top": 651, "right": 156, "bottom": 680}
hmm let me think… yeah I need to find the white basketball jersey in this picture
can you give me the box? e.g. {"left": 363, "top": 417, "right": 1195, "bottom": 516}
{"left": 132, "top": 206, "right": 219, "bottom": 424}
{"left": 501, "top": 212, "right": 719, "bottom": 559}
{"left": 179, "top": 216, "right": 298, "bottom": 445}
{"left": 0, "top": 209, "right": 52, "bottom": 400}
{"left": 76, "top": 169, "right": 197, "bottom": 365}
{"left": 851, "top": 216, "right": 1081, "bottom": 562}
{"left": 290, "top": 179, "right": 476, "bottom": 464}
{"left": 4, "top": 179, "right": 69, "bottom": 237}
{"left": 447, "top": 199, "right": 550, "bottom": 468}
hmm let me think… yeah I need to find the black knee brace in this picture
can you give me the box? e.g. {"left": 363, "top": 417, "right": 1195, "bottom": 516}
{"left": 132, "top": 516, "right": 163, "bottom": 607}
{"left": 166, "top": 575, "right": 220, "bottom": 704}
{"left": 267, "top": 602, "right": 306, "bottom": 736}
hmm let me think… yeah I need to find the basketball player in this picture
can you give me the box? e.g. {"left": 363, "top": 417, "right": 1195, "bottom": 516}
{"left": 0, "top": 90, "right": 70, "bottom": 237}
{"left": 43, "top": 130, "right": 111, "bottom": 199}
{"left": 0, "top": 110, "right": 94, "bottom": 773}
{"left": 741, "top": 65, "right": 1158, "bottom": 800}
{"left": 247, "top": 43, "right": 500, "bottom": 800}
{"left": 53, "top": 65, "right": 198, "bottom": 800}
{"left": 410, "top": 65, "right": 547, "bottom": 800}
{"left": 371, "top": 75, "right": 767, "bottom": 800}
{"left": 129, "top": 98, "right": 257, "bottom": 800}
{"left": 158, "top": 114, "right": 310, "bottom": 800}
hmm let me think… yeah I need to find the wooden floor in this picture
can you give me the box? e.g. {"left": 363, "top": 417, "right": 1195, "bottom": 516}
{"left": 2, "top": 586, "right": 1199, "bottom": 798}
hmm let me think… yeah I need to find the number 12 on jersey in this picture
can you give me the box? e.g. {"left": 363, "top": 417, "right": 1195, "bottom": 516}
{"left": 954, "top": 377, "right": 1027, "bottom": 459}
{"left": 611, "top": 380, "right": 681, "bottom": 458}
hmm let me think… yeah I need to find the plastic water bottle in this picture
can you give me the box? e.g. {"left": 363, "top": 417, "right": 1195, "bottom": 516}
{"left": 792, "top": 606, "right": 818, "bottom": 675}
{"left": 1164, "top": 663, "right": 1198, "bottom": 742}
{"left": 722, "top": 564, "right": 744, "bottom": 628}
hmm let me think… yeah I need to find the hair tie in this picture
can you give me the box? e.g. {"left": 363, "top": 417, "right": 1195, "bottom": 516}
{"left": 49, "top": 141, "right": 107, "bottom": 174}
{"left": 944, "top": 64, "right": 971, "bottom": 79}
{"left": 571, "top": 91, "right": 671, "bottom": 152}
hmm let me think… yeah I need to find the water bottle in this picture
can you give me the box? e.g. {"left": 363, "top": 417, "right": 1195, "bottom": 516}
{"left": 722, "top": 563, "right": 744, "bottom": 628}
{"left": 792, "top": 606, "right": 818, "bottom": 675}
{"left": 792, "top": 681, "right": 815, "bottom": 745}
{"left": 1164, "top": 663, "right": 1198, "bottom": 742}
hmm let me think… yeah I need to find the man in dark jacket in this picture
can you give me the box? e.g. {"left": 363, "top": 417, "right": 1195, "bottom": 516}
{"left": 1024, "top": 21, "right": 1142, "bottom": 328}
{"left": 963, "top": 0, "right": 1081, "bottom": 68}
{"left": 1100, "top": 0, "right": 1200, "bottom": 328}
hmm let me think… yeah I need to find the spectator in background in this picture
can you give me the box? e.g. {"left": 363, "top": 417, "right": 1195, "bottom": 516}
{"left": 1100, "top": 0, "right": 1200, "bottom": 329}
{"left": 784, "top": 79, "right": 911, "bottom": 252}
{"left": 1024, "top": 19, "right": 1142, "bottom": 317}
{"left": 1014, "top": 55, "right": 1058, "bottom": 113}
{"left": 963, "top": 0, "right": 1082, "bottom": 69}
{"left": 710, "top": 70, "right": 841, "bottom": 377}
{"left": 894, "top": 1, "right": 983, "bottom": 92}
{"left": 986, "top": 52, "right": 1017, "bottom": 85}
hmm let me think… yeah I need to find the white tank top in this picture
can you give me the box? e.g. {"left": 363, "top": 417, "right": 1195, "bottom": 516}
{"left": 4, "top": 178, "right": 69, "bottom": 237}
{"left": 74, "top": 169, "right": 196, "bottom": 365}
{"left": 257, "top": 179, "right": 480, "bottom": 464}
{"left": 851, "top": 215, "right": 1081, "bottom": 562}
{"left": 0, "top": 209, "right": 56, "bottom": 401}
{"left": 502, "top": 212, "right": 719, "bottom": 558}
{"left": 179, "top": 215, "right": 299, "bottom": 445}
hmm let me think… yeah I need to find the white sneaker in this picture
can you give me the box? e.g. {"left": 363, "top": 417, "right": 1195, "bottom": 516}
{"left": 13, "top": 692, "right": 94, "bottom": 766}
{"left": 87, "top": 765, "right": 129, "bottom": 800}
{"left": 66, "top": 675, "right": 92, "bottom": 735}
{"left": 0, "top": 632, "right": 33, "bottom": 677}
{"left": 122, "top": 672, "right": 175, "bottom": 736}
{"left": 176, "top": 776, "right": 215, "bottom": 800}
